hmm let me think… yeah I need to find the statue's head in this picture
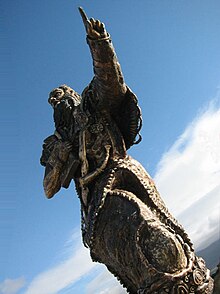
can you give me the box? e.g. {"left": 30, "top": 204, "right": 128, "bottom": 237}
{"left": 48, "top": 85, "right": 81, "bottom": 108}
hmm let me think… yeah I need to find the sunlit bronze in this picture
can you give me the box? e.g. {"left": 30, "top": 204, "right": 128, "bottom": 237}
{"left": 40, "top": 8, "right": 214, "bottom": 293}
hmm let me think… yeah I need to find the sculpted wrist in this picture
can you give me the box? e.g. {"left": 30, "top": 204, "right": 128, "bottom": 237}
{"left": 86, "top": 33, "right": 110, "bottom": 42}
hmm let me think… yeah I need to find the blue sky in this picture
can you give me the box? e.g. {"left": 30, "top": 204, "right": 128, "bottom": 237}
{"left": 1, "top": 1, "right": 220, "bottom": 293}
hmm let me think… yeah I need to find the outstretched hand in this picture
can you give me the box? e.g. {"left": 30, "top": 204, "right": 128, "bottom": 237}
{"left": 79, "top": 7, "right": 108, "bottom": 39}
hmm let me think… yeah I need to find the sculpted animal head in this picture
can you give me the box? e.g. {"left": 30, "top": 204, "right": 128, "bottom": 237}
{"left": 48, "top": 84, "right": 81, "bottom": 108}
{"left": 48, "top": 85, "right": 83, "bottom": 141}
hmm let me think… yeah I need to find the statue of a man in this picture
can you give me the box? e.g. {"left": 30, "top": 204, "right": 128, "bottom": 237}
{"left": 40, "top": 8, "right": 214, "bottom": 293}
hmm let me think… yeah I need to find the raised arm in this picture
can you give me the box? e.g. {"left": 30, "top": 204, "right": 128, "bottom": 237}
{"left": 79, "top": 7, "right": 127, "bottom": 110}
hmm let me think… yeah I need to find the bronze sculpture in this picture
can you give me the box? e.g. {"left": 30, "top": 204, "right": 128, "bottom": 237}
{"left": 40, "top": 8, "right": 214, "bottom": 293}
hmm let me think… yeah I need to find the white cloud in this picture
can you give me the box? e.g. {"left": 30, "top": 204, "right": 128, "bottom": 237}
{"left": 0, "top": 277, "right": 25, "bottom": 294}
{"left": 178, "top": 185, "right": 220, "bottom": 250}
{"left": 85, "top": 99, "right": 220, "bottom": 292}
{"left": 86, "top": 269, "right": 127, "bottom": 294}
{"left": 154, "top": 98, "right": 220, "bottom": 248}
{"left": 22, "top": 230, "right": 125, "bottom": 294}
{"left": 24, "top": 233, "right": 96, "bottom": 294}
{"left": 23, "top": 96, "right": 220, "bottom": 294}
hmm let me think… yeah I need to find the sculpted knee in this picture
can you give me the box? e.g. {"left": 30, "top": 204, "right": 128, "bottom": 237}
{"left": 138, "top": 222, "right": 188, "bottom": 273}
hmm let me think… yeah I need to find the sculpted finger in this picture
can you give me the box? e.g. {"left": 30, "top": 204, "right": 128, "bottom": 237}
{"left": 100, "top": 22, "right": 105, "bottom": 33}
{"left": 86, "top": 26, "right": 92, "bottom": 36}
{"left": 89, "top": 29, "right": 101, "bottom": 39}
{"left": 78, "top": 7, "right": 91, "bottom": 32}
{"left": 78, "top": 7, "right": 88, "bottom": 24}
{"left": 90, "top": 18, "right": 96, "bottom": 28}
{"left": 95, "top": 20, "right": 101, "bottom": 33}
{"left": 96, "top": 19, "right": 101, "bottom": 29}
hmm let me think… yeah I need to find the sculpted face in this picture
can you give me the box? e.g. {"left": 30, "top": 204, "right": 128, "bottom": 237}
{"left": 48, "top": 84, "right": 81, "bottom": 108}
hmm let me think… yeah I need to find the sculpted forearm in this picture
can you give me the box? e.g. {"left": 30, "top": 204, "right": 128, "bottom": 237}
{"left": 87, "top": 37, "right": 126, "bottom": 98}
{"left": 40, "top": 8, "right": 214, "bottom": 293}
{"left": 79, "top": 7, "right": 126, "bottom": 105}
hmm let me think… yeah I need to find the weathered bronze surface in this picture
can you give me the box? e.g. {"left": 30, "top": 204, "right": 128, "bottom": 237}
{"left": 40, "top": 8, "right": 214, "bottom": 293}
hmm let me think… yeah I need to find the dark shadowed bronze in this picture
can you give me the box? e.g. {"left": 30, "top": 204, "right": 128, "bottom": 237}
{"left": 40, "top": 8, "right": 214, "bottom": 293}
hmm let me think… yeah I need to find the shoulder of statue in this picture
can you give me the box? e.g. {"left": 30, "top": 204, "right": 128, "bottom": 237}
{"left": 112, "top": 86, "right": 142, "bottom": 149}
{"left": 81, "top": 83, "right": 100, "bottom": 112}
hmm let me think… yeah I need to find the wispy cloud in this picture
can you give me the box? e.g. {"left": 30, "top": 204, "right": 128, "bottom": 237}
{"left": 178, "top": 185, "right": 220, "bottom": 249}
{"left": 86, "top": 269, "right": 127, "bottom": 294}
{"left": 18, "top": 95, "right": 220, "bottom": 294}
{"left": 24, "top": 232, "right": 96, "bottom": 294}
{"left": 85, "top": 95, "right": 220, "bottom": 293}
{"left": 84, "top": 100, "right": 220, "bottom": 291}
{"left": 21, "top": 230, "right": 125, "bottom": 294}
{"left": 0, "top": 277, "right": 25, "bottom": 294}
{"left": 154, "top": 96, "right": 220, "bottom": 248}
